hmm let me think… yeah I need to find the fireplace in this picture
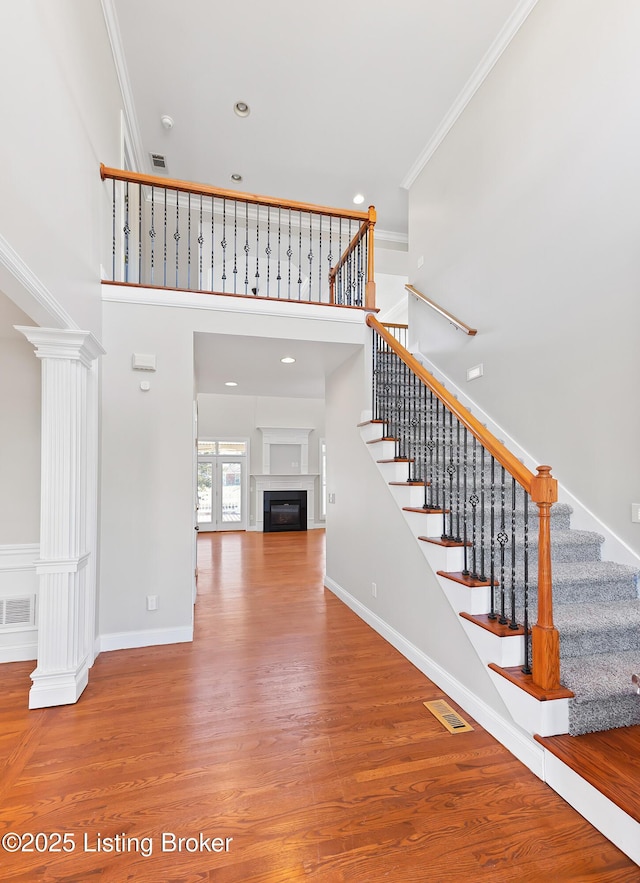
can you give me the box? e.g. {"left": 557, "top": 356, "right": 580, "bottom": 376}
{"left": 263, "top": 490, "right": 307, "bottom": 532}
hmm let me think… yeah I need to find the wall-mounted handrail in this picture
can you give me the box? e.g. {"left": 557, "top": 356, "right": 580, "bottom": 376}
{"left": 99, "top": 164, "right": 375, "bottom": 309}
{"left": 405, "top": 284, "right": 477, "bottom": 336}
{"left": 367, "top": 314, "right": 559, "bottom": 691}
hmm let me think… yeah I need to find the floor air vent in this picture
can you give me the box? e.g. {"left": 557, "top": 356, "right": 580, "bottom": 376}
{"left": 1, "top": 596, "right": 36, "bottom": 628}
{"left": 424, "top": 699, "right": 473, "bottom": 734}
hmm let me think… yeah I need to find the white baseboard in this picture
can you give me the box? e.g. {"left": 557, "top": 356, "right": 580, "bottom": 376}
{"left": 323, "top": 574, "right": 544, "bottom": 779}
{"left": 0, "top": 637, "right": 37, "bottom": 663}
{"left": 542, "top": 750, "right": 640, "bottom": 866}
{"left": 97, "top": 625, "right": 193, "bottom": 653}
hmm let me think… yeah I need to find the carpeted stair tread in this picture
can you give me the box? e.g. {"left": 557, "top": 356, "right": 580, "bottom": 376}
{"left": 536, "top": 560, "right": 639, "bottom": 605}
{"left": 561, "top": 651, "right": 640, "bottom": 735}
{"left": 556, "top": 601, "right": 640, "bottom": 656}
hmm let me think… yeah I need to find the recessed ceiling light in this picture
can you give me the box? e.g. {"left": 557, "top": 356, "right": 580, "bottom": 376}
{"left": 353, "top": 193, "right": 365, "bottom": 205}
{"left": 280, "top": 357, "right": 295, "bottom": 364}
{"left": 225, "top": 381, "right": 238, "bottom": 387}
{"left": 231, "top": 173, "right": 242, "bottom": 182}
{"left": 234, "top": 101, "right": 250, "bottom": 118}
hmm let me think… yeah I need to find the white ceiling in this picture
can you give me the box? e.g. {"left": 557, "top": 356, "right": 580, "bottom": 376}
{"left": 108, "top": 0, "right": 534, "bottom": 238}
{"left": 104, "top": 0, "right": 535, "bottom": 398}
{"left": 194, "top": 333, "right": 361, "bottom": 398}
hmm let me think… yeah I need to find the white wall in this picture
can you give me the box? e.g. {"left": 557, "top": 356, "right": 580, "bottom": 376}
{"left": 197, "top": 393, "right": 325, "bottom": 525}
{"left": 0, "top": 0, "right": 123, "bottom": 334}
{"left": 0, "top": 333, "right": 41, "bottom": 544}
{"left": 99, "top": 291, "right": 366, "bottom": 646}
{"left": 325, "top": 348, "right": 510, "bottom": 716}
{"left": 408, "top": 0, "right": 640, "bottom": 557}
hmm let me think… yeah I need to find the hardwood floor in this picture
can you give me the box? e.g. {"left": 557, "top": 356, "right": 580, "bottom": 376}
{"left": 0, "top": 529, "right": 637, "bottom": 882}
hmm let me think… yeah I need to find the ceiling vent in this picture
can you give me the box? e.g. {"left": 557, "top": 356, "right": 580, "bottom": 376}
{"left": 150, "top": 153, "right": 167, "bottom": 171}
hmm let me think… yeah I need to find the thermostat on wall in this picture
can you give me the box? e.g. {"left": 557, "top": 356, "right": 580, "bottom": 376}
{"left": 132, "top": 353, "right": 157, "bottom": 371}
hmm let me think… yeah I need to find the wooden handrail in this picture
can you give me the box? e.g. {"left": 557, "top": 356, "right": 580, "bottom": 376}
{"left": 367, "top": 313, "right": 560, "bottom": 691}
{"left": 329, "top": 223, "right": 368, "bottom": 284}
{"left": 100, "top": 163, "right": 369, "bottom": 223}
{"left": 368, "top": 315, "right": 530, "bottom": 490}
{"left": 405, "top": 284, "right": 477, "bottom": 336}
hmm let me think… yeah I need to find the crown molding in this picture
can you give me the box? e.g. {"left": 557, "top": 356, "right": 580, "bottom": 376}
{"left": 0, "top": 234, "right": 78, "bottom": 330}
{"left": 401, "top": 0, "right": 540, "bottom": 190}
{"left": 100, "top": 0, "right": 146, "bottom": 173}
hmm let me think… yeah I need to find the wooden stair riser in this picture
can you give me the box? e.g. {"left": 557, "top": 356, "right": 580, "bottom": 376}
{"left": 375, "top": 460, "right": 415, "bottom": 482}
{"left": 416, "top": 540, "right": 466, "bottom": 574}
{"left": 365, "top": 438, "right": 396, "bottom": 459}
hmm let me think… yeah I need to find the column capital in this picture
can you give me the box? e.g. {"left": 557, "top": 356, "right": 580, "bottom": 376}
{"left": 15, "top": 326, "right": 105, "bottom": 367}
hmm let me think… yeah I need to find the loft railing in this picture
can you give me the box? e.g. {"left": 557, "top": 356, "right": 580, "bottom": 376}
{"left": 381, "top": 322, "right": 408, "bottom": 349}
{"left": 368, "top": 315, "right": 561, "bottom": 692}
{"left": 100, "top": 165, "right": 376, "bottom": 309}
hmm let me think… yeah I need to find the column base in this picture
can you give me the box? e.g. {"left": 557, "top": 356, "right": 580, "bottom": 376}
{"left": 28, "top": 663, "right": 89, "bottom": 709}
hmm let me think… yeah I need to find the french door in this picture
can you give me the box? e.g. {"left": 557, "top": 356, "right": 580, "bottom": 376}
{"left": 197, "top": 440, "right": 248, "bottom": 531}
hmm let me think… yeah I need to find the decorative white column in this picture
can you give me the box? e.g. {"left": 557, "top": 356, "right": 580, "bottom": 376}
{"left": 16, "top": 327, "right": 104, "bottom": 709}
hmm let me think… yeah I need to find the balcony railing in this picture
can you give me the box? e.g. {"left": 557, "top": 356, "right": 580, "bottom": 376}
{"left": 100, "top": 165, "right": 376, "bottom": 310}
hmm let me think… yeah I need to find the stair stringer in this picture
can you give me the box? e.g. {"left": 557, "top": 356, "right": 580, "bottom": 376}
{"left": 360, "top": 423, "right": 570, "bottom": 738}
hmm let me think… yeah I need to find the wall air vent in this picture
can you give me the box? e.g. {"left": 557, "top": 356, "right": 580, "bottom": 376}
{"left": 1, "top": 595, "right": 36, "bottom": 628}
{"left": 150, "top": 153, "right": 167, "bottom": 171}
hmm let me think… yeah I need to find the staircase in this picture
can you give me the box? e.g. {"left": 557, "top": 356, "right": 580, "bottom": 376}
{"left": 364, "top": 318, "right": 640, "bottom": 739}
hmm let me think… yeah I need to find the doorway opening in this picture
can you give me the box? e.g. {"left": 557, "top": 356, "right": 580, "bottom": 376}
{"left": 197, "top": 439, "right": 248, "bottom": 531}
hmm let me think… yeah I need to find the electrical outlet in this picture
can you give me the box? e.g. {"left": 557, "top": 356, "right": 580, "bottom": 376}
{"left": 417, "top": 255, "right": 424, "bottom": 268}
{"left": 147, "top": 594, "right": 158, "bottom": 611}
{"left": 632, "top": 504, "right": 640, "bottom": 523}
{"left": 328, "top": 493, "right": 336, "bottom": 504}
{"left": 371, "top": 582, "right": 377, "bottom": 598}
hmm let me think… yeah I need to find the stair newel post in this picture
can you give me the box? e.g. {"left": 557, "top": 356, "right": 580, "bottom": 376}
{"left": 530, "top": 465, "right": 560, "bottom": 691}
{"left": 365, "top": 206, "right": 376, "bottom": 311}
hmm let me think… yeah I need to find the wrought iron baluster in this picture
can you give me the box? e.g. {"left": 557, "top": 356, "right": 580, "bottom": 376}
{"left": 198, "top": 195, "right": 203, "bottom": 291}
{"left": 337, "top": 219, "right": 342, "bottom": 304}
{"left": 255, "top": 204, "right": 260, "bottom": 294}
{"left": 318, "top": 215, "right": 322, "bottom": 302}
{"left": 522, "top": 493, "right": 531, "bottom": 673}
{"left": 174, "top": 193, "right": 180, "bottom": 288}
{"left": 498, "top": 466, "right": 508, "bottom": 625}
{"left": 265, "top": 206, "right": 271, "bottom": 295}
{"left": 111, "top": 179, "right": 116, "bottom": 281}
{"left": 479, "top": 446, "right": 487, "bottom": 582}
{"left": 469, "top": 437, "right": 478, "bottom": 578}
{"left": 138, "top": 182, "right": 142, "bottom": 284}
{"left": 209, "top": 196, "right": 216, "bottom": 291}
{"left": 327, "top": 218, "right": 333, "bottom": 303}
{"left": 277, "top": 208, "right": 282, "bottom": 298}
{"left": 308, "top": 212, "right": 313, "bottom": 302}
{"left": 509, "top": 477, "right": 518, "bottom": 630}
{"left": 445, "top": 409, "right": 455, "bottom": 540}
{"left": 233, "top": 201, "right": 238, "bottom": 293}
{"left": 244, "top": 202, "right": 249, "bottom": 293}
{"left": 462, "top": 428, "right": 469, "bottom": 575}
{"left": 488, "top": 456, "right": 497, "bottom": 619}
{"left": 298, "top": 210, "right": 303, "bottom": 299}
{"left": 455, "top": 419, "right": 461, "bottom": 542}
{"left": 187, "top": 193, "right": 191, "bottom": 289}
{"left": 163, "top": 188, "right": 167, "bottom": 288}
{"left": 149, "top": 185, "right": 156, "bottom": 285}
{"left": 124, "top": 181, "right": 130, "bottom": 282}
{"left": 221, "top": 198, "right": 227, "bottom": 292}
{"left": 287, "top": 209, "right": 292, "bottom": 299}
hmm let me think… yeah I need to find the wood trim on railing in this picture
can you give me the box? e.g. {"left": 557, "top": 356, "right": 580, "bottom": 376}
{"left": 368, "top": 313, "right": 560, "bottom": 691}
{"left": 405, "top": 284, "right": 477, "bottom": 336}
{"left": 100, "top": 164, "right": 369, "bottom": 222}
{"left": 368, "top": 315, "right": 529, "bottom": 489}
